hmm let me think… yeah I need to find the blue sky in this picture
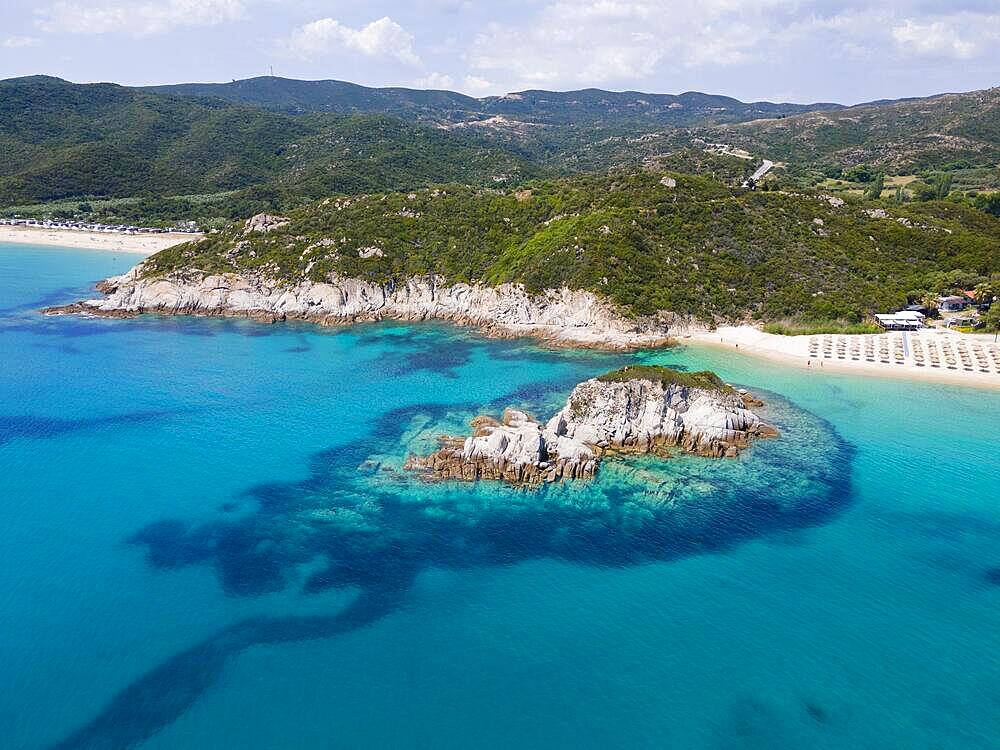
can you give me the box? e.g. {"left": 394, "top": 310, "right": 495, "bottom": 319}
{"left": 1, "top": 0, "right": 998, "bottom": 103}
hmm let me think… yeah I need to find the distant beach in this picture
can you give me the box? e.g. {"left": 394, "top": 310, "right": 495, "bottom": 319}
{"left": 687, "top": 325, "right": 1000, "bottom": 390}
{"left": 0, "top": 225, "right": 198, "bottom": 255}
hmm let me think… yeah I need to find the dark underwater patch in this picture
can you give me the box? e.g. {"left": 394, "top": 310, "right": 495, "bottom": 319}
{"left": 47, "top": 585, "right": 407, "bottom": 750}
{"left": 804, "top": 700, "right": 829, "bottom": 723}
{"left": 983, "top": 567, "right": 1000, "bottom": 586}
{"left": 56, "top": 381, "right": 854, "bottom": 749}
{"left": 127, "top": 519, "right": 221, "bottom": 571}
{"left": 31, "top": 340, "right": 85, "bottom": 355}
{"left": 0, "top": 310, "right": 219, "bottom": 341}
{"left": 487, "top": 338, "right": 622, "bottom": 367}
{"left": 370, "top": 337, "right": 476, "bottom": 378}
{"left": 0, "top": 284, "right": 95, "bottom": 316}
{"left": 0, "top": 410, "right": 179, "bottom": 446}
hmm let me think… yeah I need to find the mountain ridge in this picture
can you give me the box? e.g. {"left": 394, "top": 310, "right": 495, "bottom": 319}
{"left": 142, "top": 76, "right": 843, "bottom": 125}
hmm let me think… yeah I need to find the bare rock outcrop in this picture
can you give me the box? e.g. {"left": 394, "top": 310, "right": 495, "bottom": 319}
{"left": 405, "top": 409, "right": 598, "bottom": 484}
{"left": 44, "top": 269, "right": 674, "bottom": 351}
{"left": 406, "top": 367, "right": 777, "bottom": 485}
{"left": 546, "top": 370, "right": 777, "bottom": 459}
{"left": 243, "top": 213, "right": 290, "bottom": 233}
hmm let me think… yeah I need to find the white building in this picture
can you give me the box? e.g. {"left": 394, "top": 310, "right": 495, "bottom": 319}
{"left": 938, "top": 295, "right": 968, "bottom": 313}
{"left": 874, "top": 311, "right": 925, "bottom": 331}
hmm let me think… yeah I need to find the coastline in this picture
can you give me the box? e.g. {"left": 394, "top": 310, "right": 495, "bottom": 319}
{"left": 43, "top": 270, "right": 675, "bottom": 352}
{"left": 47, "top": 300, "right": 675, "bottom": 352}
{"left": 685, "top": 325, "right": 1000, "bottom": 391}
{"left": 0, "top": 225, "right": 199, "bottom": 255}
{"left": 34, "top": 255, "right": 1000, "bottom": 390}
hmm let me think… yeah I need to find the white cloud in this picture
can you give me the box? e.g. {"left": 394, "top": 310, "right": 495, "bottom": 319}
{"left": 467, "top": 1, "right": 777, "bottom": 90}
{"left": 411, "top": 72, "right": 494, "bottom": 95}
{"left": 461, "top": 75, "right": 493, "bottom": 95}
{"left": 412, "top": 71, "right": 455, "bottom": 89}
{"left": 463, "top": 2, "right": 1000, "bottom": 94}
{"left": 36, "top": 0, "right": 245, "bottom": 37}
{"left": 12, "top": 0, "right": 1000, "bottom": 102}
{"left": 892, "top": 19, "right": 977, "bottom": 59}
{"left": 279, "top": 16, "right": 420, "bottom": 66}
{"left": 3, "top": 35, "right": 42, "bottom": 48}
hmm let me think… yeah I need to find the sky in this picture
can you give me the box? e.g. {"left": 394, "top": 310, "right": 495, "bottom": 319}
{"left": 1, "top": 0, "right": 998, "bottom": 104}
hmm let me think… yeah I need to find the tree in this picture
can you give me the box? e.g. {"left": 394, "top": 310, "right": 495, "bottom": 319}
{"left": 844, "top": 164, "right": 876, "bottom": 183}
{"left": 919, "top": 292, "right": 939, "bottom": 314}
{"left": 925, "top": 269, "right": 986, "bottom": 295}
{"left": 911, "top": 181, "right": 938, "bottom": 201}
{"left": 935, "top": 173, "right": 954, "bottom": 200}
{"left": 973, "top": 282, "right": 996, "bottom": 305}
{"left": 864, "top": 173, "right": 885, "bottom": 200}
{"left": 910, "top": 173, "right": 956, "bottom": 202}
{"left": 983, "top": 304, "right": 1000, "bottom": 342}
{"left": 974, "top": 192, "right": 1000, "bottom": 217}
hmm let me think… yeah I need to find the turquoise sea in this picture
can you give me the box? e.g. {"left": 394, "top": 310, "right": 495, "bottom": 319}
{"left": 1, "top": 242, "right": 999, "bottom": 749}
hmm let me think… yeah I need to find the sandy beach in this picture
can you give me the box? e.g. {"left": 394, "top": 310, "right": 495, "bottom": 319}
{"left": 0, "top": 225, "right": 199, "bottom": 255}
{"left": 686, "top": 325, "right": 1000, "bottom": 390}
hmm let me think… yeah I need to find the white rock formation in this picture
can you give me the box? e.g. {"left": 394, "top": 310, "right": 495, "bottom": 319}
{"left": 243, "top": 213, "right": 290, "bottom": 233}
{"left": 546, "top": 375, "right": 776, "bottom": 458}
{"left": 405, "top": 408, "right": 596, "bottom": 484}
{"left": 48, "top": 268, "right": 674, "bottom": 350}
{"left": 406, "top": 372, "right": 777, "bottom": 484}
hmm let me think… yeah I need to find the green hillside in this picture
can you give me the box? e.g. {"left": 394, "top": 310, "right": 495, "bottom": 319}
{"left": 144, "top": 77, "right": 482, "bottom": 120}
{"left": 694, "top": 88, "right": 1000, "bottom": 173}
{"left": 3, "top": 76, "right": 998, "bottom": 233}
{"left": 144, "top": 171, "right": 1000, "bottom": 323}
{"left": 0, "top": 77, "right": 540, "bottom": 209}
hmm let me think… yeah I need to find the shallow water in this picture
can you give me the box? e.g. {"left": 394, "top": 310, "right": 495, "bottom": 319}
{"left": 1, "top": 243, "right": 999, "bottom": 749}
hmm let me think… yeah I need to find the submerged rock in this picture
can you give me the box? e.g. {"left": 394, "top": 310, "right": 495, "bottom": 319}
{"left": 406, "top": 366, "right": 777, "bottom": 485}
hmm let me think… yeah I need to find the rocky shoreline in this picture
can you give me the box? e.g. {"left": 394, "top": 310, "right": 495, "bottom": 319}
{"left": 43, "top": 266, "right": 678, "bottom": 351}
{"left": 405, "top": 367, "right": 778, "bottom": 485}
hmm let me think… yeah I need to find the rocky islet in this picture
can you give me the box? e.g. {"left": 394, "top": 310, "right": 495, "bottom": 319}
{"left": 405, "top": 366, "right": 778, "bottom": 485}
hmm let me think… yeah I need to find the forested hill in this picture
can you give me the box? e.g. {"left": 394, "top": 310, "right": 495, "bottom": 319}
{"left": 144, "top": 76, "right": 840, "bottom": 126}
{"left": 143, "top": 78, "right": 482, "bottom": 122}
{"left": 694, "top": 87, "right": 1000, "bottom": 172}
{"left": 3, "top": 75, "right": 998, "bottom": 231}
{"left": 145, "top": 172, "right": 1000, "bottom": 323}
{"left": 0, "top": 76, "right": 538, "bottom": 206}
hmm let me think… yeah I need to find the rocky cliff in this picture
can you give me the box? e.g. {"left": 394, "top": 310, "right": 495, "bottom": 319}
{"left": 44, "top": 265, "right": 675, "bottom": 350}
{"left": 405, "top": 367, "right": 777, "bottom": 485}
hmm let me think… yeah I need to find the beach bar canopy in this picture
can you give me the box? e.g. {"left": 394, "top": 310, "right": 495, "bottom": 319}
{"left": 874, "top": 311, "right": 925, "bottom": 330}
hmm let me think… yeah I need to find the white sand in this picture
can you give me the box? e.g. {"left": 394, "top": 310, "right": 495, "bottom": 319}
{"left": 686, "top": 325, "right": 1000, "bottom": 390}
{"left": 0, "top": 225, "right": 199, "bottom": 255}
